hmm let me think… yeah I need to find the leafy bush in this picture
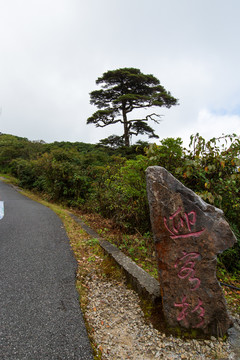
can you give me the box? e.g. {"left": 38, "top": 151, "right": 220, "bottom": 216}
{"left": 100, "top": 156, "right": 149, "bottom": 231}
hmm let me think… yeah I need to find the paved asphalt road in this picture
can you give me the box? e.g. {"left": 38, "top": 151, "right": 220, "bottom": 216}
{"left": 0, "top": 181, "right": 93, "bottom": 359}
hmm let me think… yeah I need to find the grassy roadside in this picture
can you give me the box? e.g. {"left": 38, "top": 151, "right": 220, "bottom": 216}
{"left": 71, "top": 209, "right": 159, "bottom": 279}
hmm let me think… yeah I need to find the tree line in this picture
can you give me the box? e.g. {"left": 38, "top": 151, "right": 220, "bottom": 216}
{"left": 0, "top": 132, "right": 239, "bottom": 274}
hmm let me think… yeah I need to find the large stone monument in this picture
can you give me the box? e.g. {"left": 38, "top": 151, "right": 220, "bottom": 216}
{"left": 146, "top": 166, "right": 236, "bottom": 336}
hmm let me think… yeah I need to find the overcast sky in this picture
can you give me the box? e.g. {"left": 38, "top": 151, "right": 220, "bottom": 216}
{"left": 0, "top": 0, "right": 240, "bottom": 147}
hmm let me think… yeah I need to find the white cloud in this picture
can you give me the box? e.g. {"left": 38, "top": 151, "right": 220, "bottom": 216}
{"left": 197, "top": 109, "right": 240, "bottom": 139}
{"left": 0, "top": 0, "right": 240, "bottom": 144}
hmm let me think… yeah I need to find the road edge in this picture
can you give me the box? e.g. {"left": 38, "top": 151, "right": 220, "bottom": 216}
{"left": 69, "top": 213, "right": 161, "bottom": 305}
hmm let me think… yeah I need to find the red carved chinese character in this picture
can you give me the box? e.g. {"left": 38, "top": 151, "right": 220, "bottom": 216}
{"left": 175, "top": 252, "right": 201, "bottom": 291}
{"left": 164, "top": 207, "right": 205, "bottom": 239}
{"left": 175, "top": 296, "right": 205, "bottom": 328}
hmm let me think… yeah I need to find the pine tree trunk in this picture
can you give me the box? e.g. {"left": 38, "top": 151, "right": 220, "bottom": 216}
{"left": 122, "top": 108, "right": 130, "bottom": 147}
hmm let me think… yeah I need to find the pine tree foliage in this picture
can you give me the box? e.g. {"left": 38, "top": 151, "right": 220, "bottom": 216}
{"left": 87, "top": 68, "right": 178, "bottom": 146}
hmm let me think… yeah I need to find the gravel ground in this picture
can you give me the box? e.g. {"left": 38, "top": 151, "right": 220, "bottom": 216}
{"left": 84, "top": 272, "right": 239, "bottom": 360}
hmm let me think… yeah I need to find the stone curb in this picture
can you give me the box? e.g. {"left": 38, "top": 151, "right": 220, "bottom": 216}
{"left": 69, "top": 213, "right": 161, "bottom": 304}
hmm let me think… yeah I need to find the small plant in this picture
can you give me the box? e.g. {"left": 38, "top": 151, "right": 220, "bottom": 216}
{"left": 86, "top": 238, "right": 99, "bottom": 246}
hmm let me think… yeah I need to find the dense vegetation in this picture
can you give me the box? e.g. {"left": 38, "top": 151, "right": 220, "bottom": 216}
{"left": 0, "top": 132, "right": 239, "bottom": 275}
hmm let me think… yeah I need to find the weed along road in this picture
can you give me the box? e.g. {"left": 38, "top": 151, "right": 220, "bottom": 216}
{"left": 0, "top": 181, "right": 93, "bottom": 359}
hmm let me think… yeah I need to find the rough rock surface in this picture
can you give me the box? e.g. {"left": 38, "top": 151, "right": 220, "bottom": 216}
{"left": 146, "top": 166, "right": 237, "bottom": 336}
